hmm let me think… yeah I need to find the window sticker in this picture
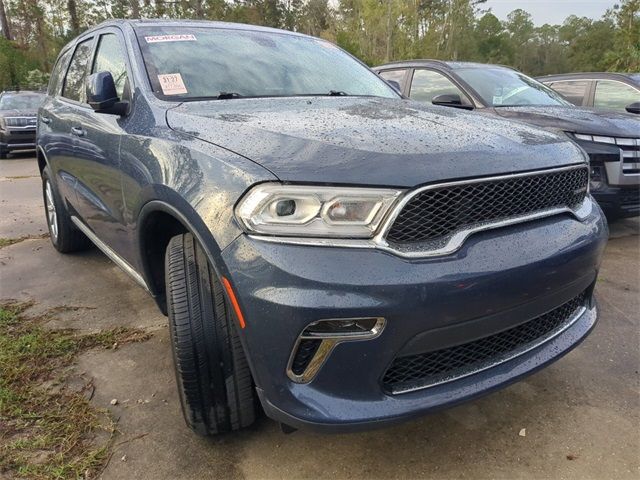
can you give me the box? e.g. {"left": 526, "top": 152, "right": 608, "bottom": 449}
{"left": 158, "top": 73, "right": 188, "bottom": 95}
{"left": 145, "top": 34, "right": 197, "bottom": 43}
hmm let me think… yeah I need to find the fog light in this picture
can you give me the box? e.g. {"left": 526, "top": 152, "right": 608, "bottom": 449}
{"left": 303, "top": 318, "right": 382, "bottom": 336}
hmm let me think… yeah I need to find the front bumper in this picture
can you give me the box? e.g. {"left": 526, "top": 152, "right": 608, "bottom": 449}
{"left": 0, "top": 129, "right": 37, "bottom": 152}
{"left": 592, "top": 184, "right": 640, "bottom": 219}
{"left": 221, "top": 202, "right": 608, "bottom": 432}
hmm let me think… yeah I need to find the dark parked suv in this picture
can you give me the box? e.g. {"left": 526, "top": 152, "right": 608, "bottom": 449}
{"left": 38, "top": 20, "right": 607, "bottom": 435}
{"left": 537, "top": 72, "right": 640, "bottom": 115}
{"left": 0, "top": 90, "right": 45, "bottom": 158}
{"left": 375, "top": 61, "right": 640, "bottom": 220}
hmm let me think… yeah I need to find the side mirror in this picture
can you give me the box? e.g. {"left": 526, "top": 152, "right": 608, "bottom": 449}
{"left": 625, "top": 102, "right": 640, "bottom": 114}
{"left": 87, "top": 71, "right": 127, "bottom": 116}
{"left": 386, "top": 80, "right": 402, "bottom": 93}
{"left": 432, "top": 93, "right": 474, "bottom": 110}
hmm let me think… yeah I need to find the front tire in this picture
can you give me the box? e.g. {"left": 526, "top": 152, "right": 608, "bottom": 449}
{"left": 41, "top": 166, "right": 90, "bottom": 253}
{"left": 165, "top": 233, "right": 257, "bottom": 435}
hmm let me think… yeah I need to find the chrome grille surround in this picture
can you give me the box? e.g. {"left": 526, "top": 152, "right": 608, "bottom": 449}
{"left": 385, "top": 165, "right": 589, "bottom": 247}
{"left": 250, "top": 164, "right": 593, "bottom": 258}
{"left": 574, "top": 134, "right": 640, "bottom": 176}
{"left": 4, "top": 116, "right": 37, "bottom": 130}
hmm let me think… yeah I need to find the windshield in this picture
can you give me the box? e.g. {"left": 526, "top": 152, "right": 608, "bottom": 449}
{"left": 455, "top": 68, "right": 571, "bottom": 107}
{"left": 135, "top": 27, "right": 398, "bottom": 100}
{"left": 0, "top": 93, "right": 45, "bottom": 110}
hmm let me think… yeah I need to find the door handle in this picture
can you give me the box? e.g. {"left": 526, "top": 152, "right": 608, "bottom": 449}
{"left": 71, "top": 126, "right": 86, "bottom": 137}
{"left": 41, "top": 116, "right": 51, "bottom": 124}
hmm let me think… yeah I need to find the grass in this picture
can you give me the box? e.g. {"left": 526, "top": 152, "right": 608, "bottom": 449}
{"left": 0, "top": 301, "right": 151, "bottom": 479}
{"left": 0, "top": 233, "right": 50, "bottom": 249}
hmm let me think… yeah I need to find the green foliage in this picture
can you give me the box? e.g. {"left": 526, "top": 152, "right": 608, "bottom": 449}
{"left": 0, "top": 301, "right": 151, "bottom": 479}
{"left": 0, "top": 0, "right": 638, "bottom": 91}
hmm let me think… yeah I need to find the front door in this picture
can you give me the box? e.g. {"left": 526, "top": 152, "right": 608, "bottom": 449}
{"left": 63, "top": 29, "right": 132, "bottom": 250}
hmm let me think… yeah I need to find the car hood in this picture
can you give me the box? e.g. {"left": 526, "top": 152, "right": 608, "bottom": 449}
{"left": 491, "top": 106, "right": 640, "bottom": 138}
{"left": 167, "top": 97, "right": 584, "bottom": 187}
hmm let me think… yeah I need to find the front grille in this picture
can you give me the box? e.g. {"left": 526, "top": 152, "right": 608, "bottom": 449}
{"left": 5, "top": 116, "right": 37, "bottom": 128}
{"left": 386, "top": 167, "right": 588, "bottom": 245}
{"left": 618, "top": 138, "right": 640, "bottom": 175}
{"left": 290, "top": 339, "right": 322, "bottom": 376}
{"left": 382, "top": 292, "right": 587, "bottom": 394}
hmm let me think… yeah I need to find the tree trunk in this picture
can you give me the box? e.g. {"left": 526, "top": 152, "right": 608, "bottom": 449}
{"left": 67, "top": 0, "right": 80, "bottom": 35}
{"left": 0, "top": 0, "right": 12, "bottom": 40}
{"left": 131, "top": 0, "right": 140, "bottom": 18}
{"left": 385, "top": 0, "right": 392, "bottom": 62}
{"left": 193, "top": 0, "right": 203, "bottom": 18}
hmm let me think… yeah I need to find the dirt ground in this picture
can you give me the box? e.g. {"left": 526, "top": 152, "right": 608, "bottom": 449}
{"left": 1, "top": 154, "right": 638, "bottom": 479}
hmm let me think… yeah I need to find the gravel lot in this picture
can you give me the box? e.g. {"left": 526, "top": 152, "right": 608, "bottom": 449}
{"left": 1, "top": 154, "right": 638, "bottom": 479}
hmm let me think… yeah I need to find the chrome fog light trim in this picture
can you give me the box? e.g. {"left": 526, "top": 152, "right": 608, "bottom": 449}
{"left": 287, "top": 318, "right": 386, "bottom": 383}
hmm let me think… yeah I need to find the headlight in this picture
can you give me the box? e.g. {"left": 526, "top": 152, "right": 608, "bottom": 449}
{"left": 235, "top": 184, "right": 403, "bottom": 238}
{"left": 0, "top": 117, "right": 6, "bottom": 130}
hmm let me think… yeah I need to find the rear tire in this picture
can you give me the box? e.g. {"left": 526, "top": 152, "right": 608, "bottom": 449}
{"left": 165, "top": 233, "right": 257, "bottom": 435}
{"left": 41, "top": 166, "right": 90, "bottom": 253}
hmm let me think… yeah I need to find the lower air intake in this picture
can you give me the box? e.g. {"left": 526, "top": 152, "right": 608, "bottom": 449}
{"left": 383, "top": 292, "right": 587, "bottom": 394}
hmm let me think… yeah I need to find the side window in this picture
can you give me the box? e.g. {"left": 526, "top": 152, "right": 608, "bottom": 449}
{"left": 92, "top": 33, "right": 129, "bottom": 100}
{"left": 62, "top": 39, "right": 94, "bottom": 103}
{"left": 48, "top": 49, "right": 72, "bottom": 96}
{"left": 549, "top": 81, "right": 589, "bottom": 106}
{"left": 409, "top": 69, "right": 470, "bottom": 105}
{"left": 594, "top": 80, "right": 640, "bottom": 112}
{"left": 379, "top": 69, "right": 407, "bottom": 90}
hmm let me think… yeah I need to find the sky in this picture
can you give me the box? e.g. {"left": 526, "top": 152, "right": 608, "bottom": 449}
{"left": 480, "top": 0, "right": 615, "bottom": 25}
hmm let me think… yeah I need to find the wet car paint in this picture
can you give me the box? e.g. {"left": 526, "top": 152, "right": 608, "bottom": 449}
{"left": 167, "top": 96, "right": 587, "bottom": 187}
{"left": 37, "top": 20, "right": 608, "bottom": 432}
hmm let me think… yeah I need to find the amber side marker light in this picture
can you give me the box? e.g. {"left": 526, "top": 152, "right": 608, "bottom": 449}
{"left": 221, "top": 276, "right": 246, "bottom": 329}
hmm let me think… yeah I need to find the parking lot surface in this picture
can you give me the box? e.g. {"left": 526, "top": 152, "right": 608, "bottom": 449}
{"left": 1, "top": 155, "right": 638, "bottom": 479}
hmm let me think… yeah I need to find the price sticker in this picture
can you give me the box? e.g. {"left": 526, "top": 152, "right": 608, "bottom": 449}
{"left": 158, "top": 73, "right": 188, "bottom": 95}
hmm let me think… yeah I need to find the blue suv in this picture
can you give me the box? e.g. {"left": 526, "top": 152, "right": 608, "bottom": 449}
{"left": 38, "top": 20, "right": 608, "bottom": 435}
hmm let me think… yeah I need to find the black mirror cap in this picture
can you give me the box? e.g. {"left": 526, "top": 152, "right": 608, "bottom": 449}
{"left": 625, "top": 102, "right": 640, "bottom": 115}
{"left": 432, "top": 93, "right": 474, "bottom": 110}
{"left": 87, "top": 71, "right": 127, "bottom": 115}
{"left": 386, "top": 80, "right": 402, "bottom": 93}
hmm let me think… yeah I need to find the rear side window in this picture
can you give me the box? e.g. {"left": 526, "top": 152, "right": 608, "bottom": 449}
{"left": 594, "top": 80, "right": 640, "bottom": 112}
{"left": 62, "top": 39, "right": 94, "bottom": 103}
{"left": 409, "top": 69, "right": 470, "bottom": 105}
{"left": 48, "top": 49, "right": 72, "bottom": 96}
{"left": 92, "top": 33, "right": 129, "bottom": 100}
{"left": 549, "top": 81, "right": 589, "bottom": 106}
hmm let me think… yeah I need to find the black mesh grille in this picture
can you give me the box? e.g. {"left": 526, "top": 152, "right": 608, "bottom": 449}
{"left": 382, "top": 292, "right": 587, "bottom": 393}
{"left": 290, "top": 339, "right": 322, "bottom": 376}
{"left": 386, "top": 167, "right": 589, "bottom": 244}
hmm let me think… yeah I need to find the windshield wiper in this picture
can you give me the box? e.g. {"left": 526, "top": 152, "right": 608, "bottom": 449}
{"left": 217, "top": 92, "right": 243, "bottom": 99}
{"left": 328, "top": 90, "right": 348, "bottom": 96}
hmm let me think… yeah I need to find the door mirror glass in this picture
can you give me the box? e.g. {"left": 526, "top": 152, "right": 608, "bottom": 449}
{"left": 87, "top": 71, "right": 126, "bottom": 115}
{"left": 625, "top": 102, "right": 640, "bottom": 114}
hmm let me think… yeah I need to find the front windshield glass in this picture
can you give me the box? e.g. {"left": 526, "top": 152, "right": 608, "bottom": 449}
{"left": 0, "top": 93, "right": 45, "bottom": 110}
{"left": 135, "top": 27, "right": 398, "bottom": 100}
{"left": 455, "top": 67, "right": 571, "bottom": 107}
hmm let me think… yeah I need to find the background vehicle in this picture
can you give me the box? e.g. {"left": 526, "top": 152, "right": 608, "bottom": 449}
{"left": 0, "top": 90, "right": 45, "bottom": 159}
{"left": 38, "top": 20, "right": 607, "bottom": 436}
{"left": 537, "top": 72, "right": 640, "bottom": 115}
{"left": 374, "top": 61, "right": 640, "bottom": 220}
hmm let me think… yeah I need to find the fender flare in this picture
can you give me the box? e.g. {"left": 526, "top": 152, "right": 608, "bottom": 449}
{"left": 136, "top": 194, "right": 235, "bottom": 298}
